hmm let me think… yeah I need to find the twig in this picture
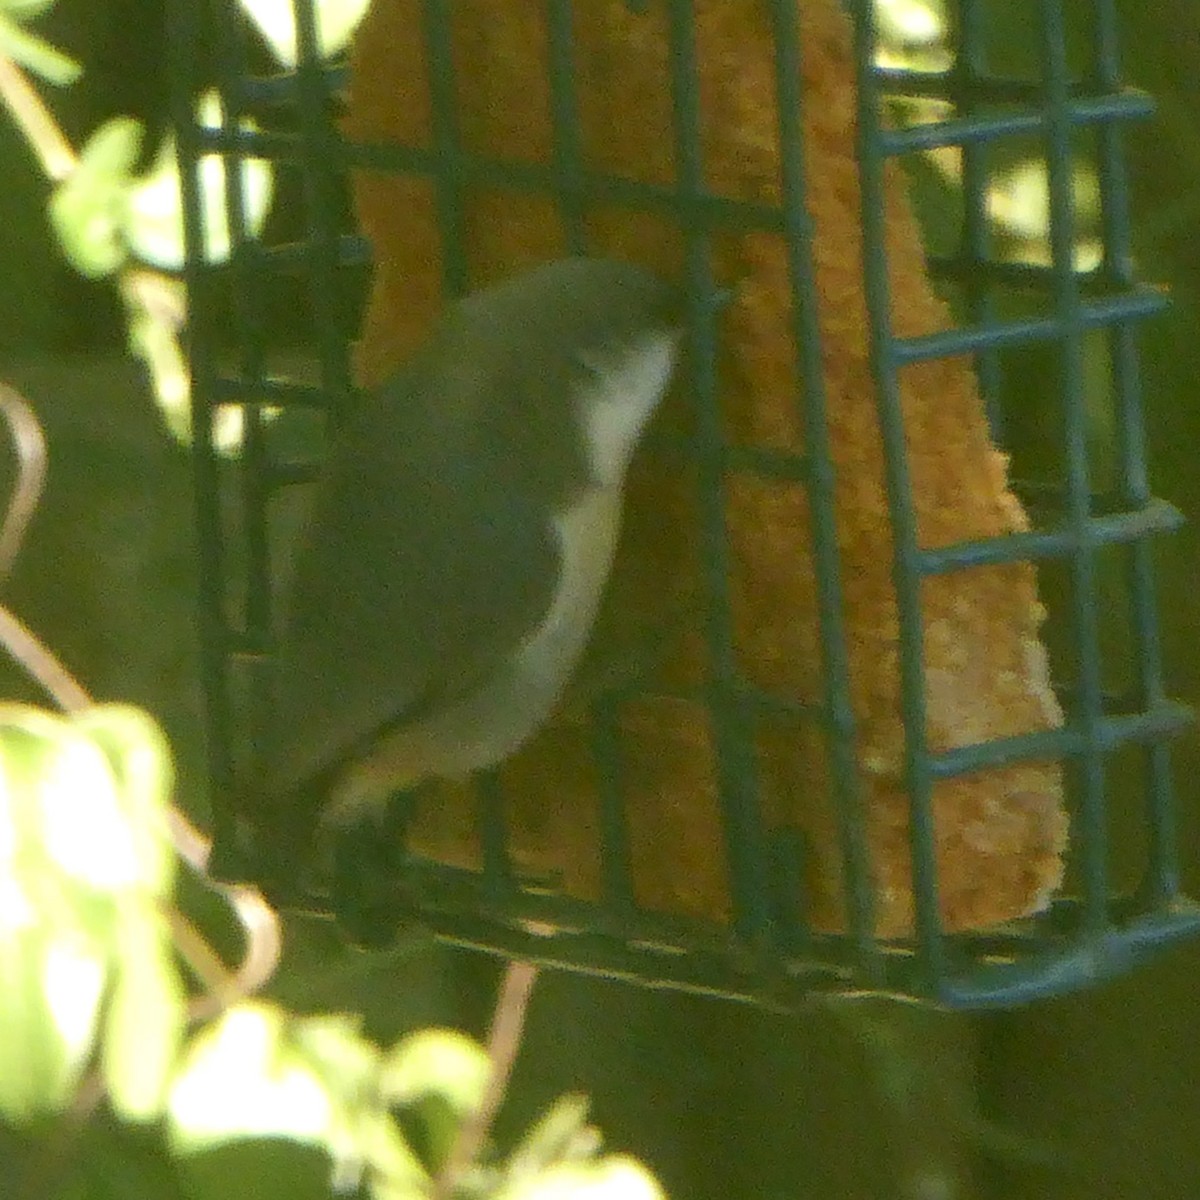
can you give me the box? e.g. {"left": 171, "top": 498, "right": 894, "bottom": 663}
{"left": 0, "top": 396, "right": 282, "bottom": 1013}
{"left": 170, "top": 907, "right": 240, "bottom": 1001}
{"left": 187, "top": 880, "right": 281, "bottom": 1019}
{"left": 167, "top": 806, "right": 282, "bottom": 1019}
{"left": 433, "top": 961, "right": 540, "bottom": 1199}
{"left": 0, "top": 383, "right": 47, "bottom": 581}
{"left": 0, "top": 51, "right": 76, "bottom": 181}
{"left": 168, "top": 893, "right": 280, "bottom": 1023}
{"left": 0, "top": 602, "right": 91, "bottom": 712}
{"left": 0, "top": 388, "right": 83, "bottom": 712}
{"left": 0, "top": 380, "right": 282, "bottom": 1015}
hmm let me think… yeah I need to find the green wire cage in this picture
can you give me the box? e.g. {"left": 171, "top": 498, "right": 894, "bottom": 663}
{"left": 171, "top": 0, "right": 1200, "bottom": 1010}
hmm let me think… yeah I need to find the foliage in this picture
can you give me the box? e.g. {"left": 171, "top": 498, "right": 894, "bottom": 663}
{"left": 0, "top": 700, "right": 665, "bottom": 1200}
{"left": 0, "top": 0, "right": 360, "bottom": 454}
{"left": 0, "top": 0, "right": 78, "bottom": 85}
{"left": 0, "top": 704, "right": 182, "bottom": 1123}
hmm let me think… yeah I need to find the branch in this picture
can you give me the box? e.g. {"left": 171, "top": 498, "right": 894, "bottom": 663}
{"left": 434, "top": 961, "right": 540, "bottom": 1198}
{"left": 0, "top": 51, "right": 76, "bottom": 181}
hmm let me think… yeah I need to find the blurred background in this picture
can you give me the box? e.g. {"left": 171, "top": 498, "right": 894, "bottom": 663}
{"left": 2, "top": 2, "right": 1200, "bottom": 1197}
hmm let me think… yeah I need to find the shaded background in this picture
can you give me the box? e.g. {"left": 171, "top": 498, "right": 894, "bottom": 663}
{"left": 2, "top": 2, "right": 1200, "bottom": 1198}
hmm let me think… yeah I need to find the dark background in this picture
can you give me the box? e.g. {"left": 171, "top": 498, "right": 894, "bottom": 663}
{"left": 3, "top": 2, "right": 1200, "bottom": 1198}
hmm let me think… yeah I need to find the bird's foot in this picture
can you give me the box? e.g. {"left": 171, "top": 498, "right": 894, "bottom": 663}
{"left": 330, "top": 790, "right": 419, "bottom": 948}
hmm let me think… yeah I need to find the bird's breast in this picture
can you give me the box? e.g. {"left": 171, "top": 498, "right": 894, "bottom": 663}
{"left": 324, "top": 484, "right": 624, "bottom": 823}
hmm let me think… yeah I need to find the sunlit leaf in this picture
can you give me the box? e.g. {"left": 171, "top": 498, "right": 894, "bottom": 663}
{"left": 286, "top": 1012, "right": 380, "bottom": 1185}
{"left": 0, "top": 10, "right": 81, "bottom": 85}
{"left": 43, "top": 932, "right": 107, "bottom": 1070}
{"left": 169, "top": 1002, "right": 336, "bottom": 1151}
{"left": 368, "top": 1171, "right": 431, "bottom": 1200}
{"left": 876, "top": 0, "right": 944, "bottom": 46}
{"left": 0, "top": 705, "right": 183, "bottom": 1122}
{"left": 169, "top": 1002, "right": 433, "bottom": 1199}
{"left": 102, "top": 905, "right": 187, "bottom": 1122}
{"left": 36, "top": 724, "right": 140, "bottom": 893}
{"left": 0, "top": 919, "right": 48, "bottom": 1121}
{"left": 376, "top": 1029, "right": 490, "bottom": 1178}
{"left": 123, "top": 268, "right": 282, "bottom": 456}
{"left": 0, "top": 919, "right": 106, "bottom": 1120}
{"left": 0, "top": 708, "right": 128, "bottom": 906}
{"left": 507, "top": 1093, "right": 597, "bottom": 1177}
{"left": 127, "top": 301, "right": 190, "bottom": 436}
{"left": 497, "top": 1156, "right": 667, "bottom": 1200}
{"left": 48, "top": 117, "right": 143, "bottom": 277}
{"left": 380, "top": 1028, "right": 490, "bottom": 1114}
{"left": 0, "top": 706, "right": 141, "bottom": 900}
{"left": 0, "top": 713, "right": 109, "bottom": 1120}
{"left": 360, "top": 1108, "right": 429, "bottom": 1200}
{"left": 75, "top": 705, "right": 175, "bottom": 898}
{"left": 238, "top": 0, "right": 371, "bottom": 66}
{"left": 124, "top": 89, "right": 273, "bottom": 270}
{"left": 0, "top": 716, "right": 46, "bottom": 876}
{"left": 289, "top": 1012, "right": 379, "bottom": 1102}
{"left": 287, "top": 1012, "right": 430, "bottom": 1193}
{"left": 0, "top": 0, "right": 57, "bottom": 17}
{"left": 987, "top": 159, "right": 1103, "bottom": 270}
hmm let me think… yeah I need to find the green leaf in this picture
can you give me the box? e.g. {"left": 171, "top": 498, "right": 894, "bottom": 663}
{"left": 0, "top": 922, "right": 106, "bottom": 1120}
{"left": 0, "top": 712, "right": 109, "bottom": 1120}
{"left": 126, "top": 301, "right": 191, "bottom": 437}
{"left": 497, "top": 1156, "right": 667, "bottom": 1200}
{"left": 169, "top": 1003, "right": 337, "bottom": 1153}
{"left": 4, "top": 703, "right": 177, "bottom": 906}
{"left": 101, "top": 905, "right": 187, "bottom": 1122}
{"left": 0, "top": 705, "right": 183, "bottom": 1122}
{"left": 378, "top": 1029, "right": 490, "bottom": 1178}
{"left": 288, "top": 1012, "right": 380, "bottom": 1105}
{"left": 124, "top": 89, "right": 273, "bottom": 270}
{"left": 0, "top": 0, "right": 58, "bottom": 19}
{"left": 507, "top": 1093, "right": 596, "bottom": 1177}
{"left": 0, "top": 12, "right": 81, "bottom": 85}
{"left": 359, "top": 1108, "right": 429, "bottom": 1200}
{"left": 34, "top": 719, "right": 142, "bottom": 894}
{"left": 48, "top": 116, "right": 143, "bottom": 277}
{"left": 286, "top": 1012, "right": 427, "bottom": 1193}
{"left": 127, "top": 299, "right": 281, "bottom": 455}
{"left": 379, "top": 1028, "right": 490, "bottom": 1115}
{"left": 169, "top": 1003, "right": 430, "bottom": 1198}
{"left": 238, "top": 0, "right": 371, "bottom": 66}
{"left": 74, "top": 705, "right": 175, "bottom": 899}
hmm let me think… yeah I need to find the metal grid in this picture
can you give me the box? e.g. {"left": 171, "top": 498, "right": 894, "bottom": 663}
{"left": 168, "top": 0, "right": 1200, "bottom": 1010}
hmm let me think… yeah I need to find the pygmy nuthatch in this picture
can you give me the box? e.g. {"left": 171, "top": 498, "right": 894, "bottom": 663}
{"left": 254, "top": 257, "right": 684, "bottom": 871}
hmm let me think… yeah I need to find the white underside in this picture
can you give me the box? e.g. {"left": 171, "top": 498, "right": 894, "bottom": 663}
{"left": 578, "top": 330, "right": 680, "bottom": 487}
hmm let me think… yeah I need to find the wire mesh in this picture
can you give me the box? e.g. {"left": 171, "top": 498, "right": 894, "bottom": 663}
{"left": 169, "top": 0, "right": 1200, "bottom": 1010}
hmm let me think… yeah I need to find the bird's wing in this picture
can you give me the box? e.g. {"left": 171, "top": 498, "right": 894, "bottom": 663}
{"left": 263, "top": 368, "right": 562, "bottom": 797}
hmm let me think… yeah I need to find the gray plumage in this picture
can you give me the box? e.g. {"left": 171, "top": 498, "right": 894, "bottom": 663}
{"left": 262, "top": 258, "right": 683, "bottom": 834}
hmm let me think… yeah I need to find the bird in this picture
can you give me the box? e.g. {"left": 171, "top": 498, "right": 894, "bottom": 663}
{"left": 238, "top": 257, "right": 685, "bottom": 901}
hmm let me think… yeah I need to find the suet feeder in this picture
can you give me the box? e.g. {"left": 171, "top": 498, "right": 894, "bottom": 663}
{"left": 170, "top": 0, "right": 1200, "bottom": 1009}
